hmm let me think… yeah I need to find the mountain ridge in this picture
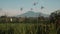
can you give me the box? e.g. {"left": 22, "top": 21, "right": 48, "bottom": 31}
{"left": 16, "top": 11, "right": 49, "bottom": 17}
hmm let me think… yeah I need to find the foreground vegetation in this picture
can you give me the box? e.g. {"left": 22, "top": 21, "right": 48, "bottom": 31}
{"left": 0, "top": 23, "right": 57, "bottom": 34}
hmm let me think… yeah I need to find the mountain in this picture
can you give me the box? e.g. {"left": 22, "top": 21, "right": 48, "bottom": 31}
{"left": 16, "top": 11, "right": 49, "bottom": 17}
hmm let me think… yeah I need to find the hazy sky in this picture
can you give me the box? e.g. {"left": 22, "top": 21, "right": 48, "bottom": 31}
{"left": 0, "top": 0, "right": 60, "bottom": 16}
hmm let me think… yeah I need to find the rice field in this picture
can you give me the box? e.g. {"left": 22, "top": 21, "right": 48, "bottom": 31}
{"left": 0, "top": 23, "right": 57, "bottom": 34}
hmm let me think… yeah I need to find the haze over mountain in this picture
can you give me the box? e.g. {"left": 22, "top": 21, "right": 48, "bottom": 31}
{"left": 16, "top": 11, "right": 49, "bottom": 17}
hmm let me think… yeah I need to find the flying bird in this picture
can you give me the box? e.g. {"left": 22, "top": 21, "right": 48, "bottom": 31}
{"left": 33, "top": 0, "right": 39, "bottom": 6}
{"left": 33, "top": 2, "right": 38, "bottom": 6}
{"left": 20, "top": 8, "right": 23, "bottom": 11}
{"left": 41, "top": 6, "right": 44, "bottom": 9}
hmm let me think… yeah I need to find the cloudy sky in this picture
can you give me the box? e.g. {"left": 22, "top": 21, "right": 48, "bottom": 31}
{"left": 0, "top": 0, "right": 60, "bottom": 16}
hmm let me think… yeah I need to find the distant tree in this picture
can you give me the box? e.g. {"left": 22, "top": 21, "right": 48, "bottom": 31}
{"left": 49, "top": 10, "right": 60, "bottom": 24}
{"left": 1, "top": 16, "right": 7, "bottom": 18}
{"left": 49, "top": 10, "right": 60, "bottom": 33}
{"left": 49, "top": 12, "right": 56, "bottom": 23}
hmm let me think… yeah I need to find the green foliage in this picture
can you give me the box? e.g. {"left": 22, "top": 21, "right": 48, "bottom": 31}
{"left": 0, "top": 23, "right": 56, "bottom": 34}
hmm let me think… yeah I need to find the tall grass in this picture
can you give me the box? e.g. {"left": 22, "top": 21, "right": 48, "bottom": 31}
{"left": 0, "top": 23, "right": 56, "bottom": 34}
